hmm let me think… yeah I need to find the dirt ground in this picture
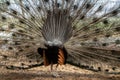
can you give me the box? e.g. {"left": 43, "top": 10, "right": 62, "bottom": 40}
{"left": 0, "top": 64, "right": 120, "bottom": 80}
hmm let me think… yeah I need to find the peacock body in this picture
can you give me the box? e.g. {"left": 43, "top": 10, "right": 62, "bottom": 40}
{"left": 0, "top": 0, "right": 120, "bottom": 74}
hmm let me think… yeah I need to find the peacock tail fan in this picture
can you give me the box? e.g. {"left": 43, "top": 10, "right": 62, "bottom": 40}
{"left": 0, "top": 0, "right": 120, "bottom": 73}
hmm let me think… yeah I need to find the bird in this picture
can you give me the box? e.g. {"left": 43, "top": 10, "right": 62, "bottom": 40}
{"left": 0, "top": 0, "right": 120, "bottom": 74}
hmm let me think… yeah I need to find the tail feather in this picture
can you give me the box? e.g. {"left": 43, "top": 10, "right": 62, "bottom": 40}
{"left": 66, "top": 46, "right": 120, "bottom": 73}
{"left": 0, "top": 0, "right": 120, "bottom": 73}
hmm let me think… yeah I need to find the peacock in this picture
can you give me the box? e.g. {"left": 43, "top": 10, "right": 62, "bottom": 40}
{"left": 0, "top": 0, "right": 120, "bottom": 74}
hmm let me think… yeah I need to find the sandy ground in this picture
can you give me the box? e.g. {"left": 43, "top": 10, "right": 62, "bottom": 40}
{"left": 0, "top": 64, "right": 120, "bottom": 80}
{"left": 0, "top": 49, "right": 120, "bottom": 80}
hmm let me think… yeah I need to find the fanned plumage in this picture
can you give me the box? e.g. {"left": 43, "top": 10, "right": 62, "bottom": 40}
{"left": 0, "top": 0, "right": 120, "bottom": 73}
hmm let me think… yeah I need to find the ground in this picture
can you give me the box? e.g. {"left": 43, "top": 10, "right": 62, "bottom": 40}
{"left": 0, "top": 64, "right": 120, "bottom": 80}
